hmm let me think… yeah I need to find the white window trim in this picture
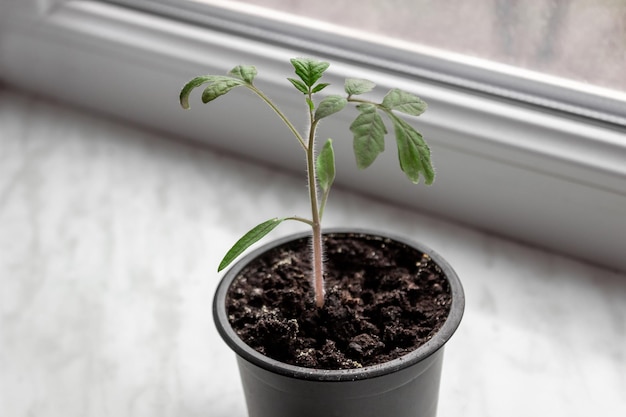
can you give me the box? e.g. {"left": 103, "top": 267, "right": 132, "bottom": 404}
{"left": 114, "top": 0, "right": 626, "bottom": 126}
{"left": 2, "top": 0, "right": 625, "bottom": 272}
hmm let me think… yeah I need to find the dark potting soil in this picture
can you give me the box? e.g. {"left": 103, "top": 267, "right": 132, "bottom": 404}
{"left": 226, "top": 233, "right": 452, "bottom": 370}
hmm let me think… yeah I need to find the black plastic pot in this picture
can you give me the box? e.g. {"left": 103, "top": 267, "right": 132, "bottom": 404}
{"left": 213, "top": 229, "right": 464, "bottom": 417}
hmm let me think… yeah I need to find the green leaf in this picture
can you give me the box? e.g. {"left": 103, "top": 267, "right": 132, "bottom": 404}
{"left": 201, "top": 77, "right": 244, "bottom": 103}
{"left": 382, "top": 89, "right": 427, "bottom": 116}
{"left": 350, "top": 104, "right": 387, "bottom": 169}
{"left": 290, "top": 57, "right": 330, "bottom": 87}
{"left": 391, "top": 116, "right": 435, "bottom": 184}
{"left": 218, "top": 218, "right": 286, "bottom": 272}
{"left": 311, "top": 83, "right": 330, "bottom": 93}
{"left": 315, "top": 95, "right": 347, "bottom": 120}
{"left": 306, "top": 97, "right": 315, "bottom": 113}
{"left": 180, "top": 75, "right": 223, "bottom": 109}
{"left": 316, "top": 139, "right": 335, "bottom": 193}
{"left": 288, "top": 78, "right": 309, "bottom": 94}
{"left": 229, "top": 65, "right": 257, "bottom": 84}
{"left": 345, "top": 78, "right": 376, "bottom": 96}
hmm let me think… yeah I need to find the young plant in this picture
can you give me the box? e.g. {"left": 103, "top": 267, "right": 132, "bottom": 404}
{"left": 180, "top": 58, "right": 434, "bottom": 308}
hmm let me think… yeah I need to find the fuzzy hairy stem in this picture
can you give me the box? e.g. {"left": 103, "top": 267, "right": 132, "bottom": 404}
{"left": 307, "top": 102, "right": 325, "bottom": 308}
{"left": 251, "top": 83, "right": 325, "bottom": 306}
{"left": 253, "top": 82, "right": 325, "bottom": 307}
{"left": 250, "top": 79, "right": 327, "bottom": 307}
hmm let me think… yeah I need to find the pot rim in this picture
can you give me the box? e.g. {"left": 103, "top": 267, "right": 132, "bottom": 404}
{"left": 213, "top": 227, "right": 465, "bottom": 382}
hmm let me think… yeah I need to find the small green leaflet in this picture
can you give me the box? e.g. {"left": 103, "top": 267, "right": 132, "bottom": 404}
{"left": 316, "top": 139, "right": 335, "bottom": 219}
{"left": 350, "top": 104, "right": 387, "bottom": 169}
{"left": 290, "top": 58, "right": 330, "bottom": 87}
{"left": 229, "top": 65, "right": 257, "bottom": 84}
{"left": 179, "top": 75, "right": 244, "bottom": 108}
{"left": 316, "top": 139, "right": 335, "bottom": 193}
{"left": 391, "top": 116, "right": 434, "bottom": 184}
{"left": 306, "top": 97, "right": 315, "bottom": 113}
{"left": 382, "top": 89, "right": 427, "bottom": 116}
{"left": 288, "top": 77, "right": 309, "bottom": 94}
{"left": 218, "top": 218, "right": 286, "bottom": 272}
{"left": 202, "top": 78, "right": 244, "bottom": 103}
{"left": 311, "top": 83, "right": 330, "bottom": 93}
{"left": 287, "top": 79, "right": 329, "bottom": 95}
{"left": 345, "top": 78, "right": 376, "bottom": 96}
{"left": 315, "top": 95, "right": 347, "bottom": 120}
{"left": 180, "top": 75, "right": 223, "bottom": 109}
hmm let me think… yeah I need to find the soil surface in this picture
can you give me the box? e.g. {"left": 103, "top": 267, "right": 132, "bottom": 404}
{"left": 226, "top": 232, "right": 452, "bottom": 370}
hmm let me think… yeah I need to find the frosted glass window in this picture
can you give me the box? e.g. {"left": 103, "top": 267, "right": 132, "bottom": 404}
{"left": 191, "top": 0, "right": 626, "bottom": 94}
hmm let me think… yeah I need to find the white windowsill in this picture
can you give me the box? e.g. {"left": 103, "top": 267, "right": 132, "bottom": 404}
{"left": 1, "top": 82, "right": 625, "bottom": 417}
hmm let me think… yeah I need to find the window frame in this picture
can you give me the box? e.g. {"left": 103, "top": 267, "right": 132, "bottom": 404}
{"left": 113, "top": 0, "right": 626, "bottom": 126}
{"left": 1, "top": 0, "right": 625, "bottom": 272}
